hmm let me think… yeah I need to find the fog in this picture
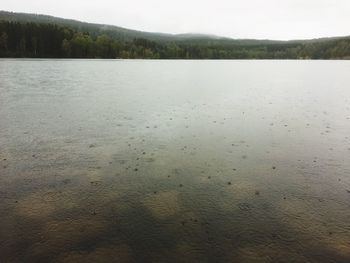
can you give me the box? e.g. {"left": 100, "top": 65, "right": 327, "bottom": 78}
{"left": 2, "top": 0, "right": 350, "bottom": 40}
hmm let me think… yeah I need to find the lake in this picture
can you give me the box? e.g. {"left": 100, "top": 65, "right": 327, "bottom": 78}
{"left": 0, "top": 59, "right": 350, "bottom": 262}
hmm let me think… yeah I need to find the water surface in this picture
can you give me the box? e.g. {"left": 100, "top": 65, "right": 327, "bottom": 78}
{"left": 1, "top": 59, "right": 350, "bottom": 262}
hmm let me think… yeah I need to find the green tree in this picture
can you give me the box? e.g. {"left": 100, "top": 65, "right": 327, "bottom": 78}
{"left": 18, "top": 37, "right": 26, "bottom": 56}
{"left": 0, "top": 32, "right": 8, "bottom": 51}
{"left": 96, "top": 34, "right": 113, "bottom": 58}
{"left": 120, "top": 50, "right": 130, "bottom": 59}
{"left": 70, "top": 32, "right": 93, "bottom": 57}
{"left": 61, "top": 39, "right": 71, "bottom": 57}
{"left": 31, "top": 37, "right": 38, "bottom": 56}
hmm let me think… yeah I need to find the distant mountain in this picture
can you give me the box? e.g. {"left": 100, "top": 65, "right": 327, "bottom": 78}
{"left": 0, "top": 10, "right": 285, "bottom": 45}
{"left": 0, "top": 10, "right": 350, "bottom": 59}
{"left": 0, "top": 10, "right": 178, "bottom": 41}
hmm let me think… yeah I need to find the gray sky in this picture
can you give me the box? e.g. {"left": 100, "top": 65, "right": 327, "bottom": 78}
{"left": 2, "top": 0, "right": 350, "bottom": 40}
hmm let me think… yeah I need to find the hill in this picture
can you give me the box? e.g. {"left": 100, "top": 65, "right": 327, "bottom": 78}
{"left": 0, "top": 10, "right": 350, "bottom": 59}
{"left": 0, "top": 10, "right": 284, "bottom": 45}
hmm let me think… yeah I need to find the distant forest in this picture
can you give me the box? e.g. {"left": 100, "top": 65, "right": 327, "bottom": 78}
{"left": 1, "top": 13, "right": 350, "bottom": 59}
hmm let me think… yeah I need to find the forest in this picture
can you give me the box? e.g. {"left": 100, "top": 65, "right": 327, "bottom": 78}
{"left": 1, "top": 20, "right": 350, "bottom": 59}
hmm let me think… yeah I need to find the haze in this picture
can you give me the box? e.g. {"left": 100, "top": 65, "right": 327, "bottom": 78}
{"left": 1, "top": 0, "right": 350, "bottom": 40}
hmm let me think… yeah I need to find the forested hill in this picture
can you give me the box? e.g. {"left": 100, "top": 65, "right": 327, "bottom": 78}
{"left": 1, "top": 10, "right": 350, "bottom": 59}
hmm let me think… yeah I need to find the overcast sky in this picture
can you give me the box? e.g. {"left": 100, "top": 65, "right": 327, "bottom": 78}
{"left": 1, "top": 0, "right": 350, "bottom": 40}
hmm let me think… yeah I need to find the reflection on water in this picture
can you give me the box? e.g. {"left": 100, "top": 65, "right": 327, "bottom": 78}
{"left": 0, "top": 59, "right": 350, "bottom": 262}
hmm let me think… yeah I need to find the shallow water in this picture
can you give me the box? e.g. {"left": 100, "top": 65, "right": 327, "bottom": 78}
{"left": 0, "top": 59, "right": 350, "bottom": 262}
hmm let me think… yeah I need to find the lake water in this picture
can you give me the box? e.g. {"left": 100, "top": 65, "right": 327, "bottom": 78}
{"left": 0, "top": 59, "right": 350, "bottom": 262}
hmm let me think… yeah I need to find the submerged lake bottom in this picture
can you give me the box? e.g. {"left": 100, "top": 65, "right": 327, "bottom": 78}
{"left": 0, "top": 59, "right": 350, "bottom": 262}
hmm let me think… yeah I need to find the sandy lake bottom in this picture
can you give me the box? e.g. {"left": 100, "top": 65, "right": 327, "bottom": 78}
{"left": 0, "top": 60, "right": 350, "bottom": 262}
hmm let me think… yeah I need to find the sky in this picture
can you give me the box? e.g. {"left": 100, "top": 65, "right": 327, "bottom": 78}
{"left": 1, "top": 0, "right": 350, "bottom": 40}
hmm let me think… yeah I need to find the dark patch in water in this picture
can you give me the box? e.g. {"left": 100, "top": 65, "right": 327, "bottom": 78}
{"left": 238, "top": 203, "right": 252, "bottom": 211}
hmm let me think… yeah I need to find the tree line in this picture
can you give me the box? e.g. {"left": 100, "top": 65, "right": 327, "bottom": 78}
{"left": 1, "top": 21, "right": 350, "bottom": 59}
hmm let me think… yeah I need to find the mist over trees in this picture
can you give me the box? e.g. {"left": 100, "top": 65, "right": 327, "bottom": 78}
{"left": 0, "top": 20, "right": 350, "bottom": 59}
